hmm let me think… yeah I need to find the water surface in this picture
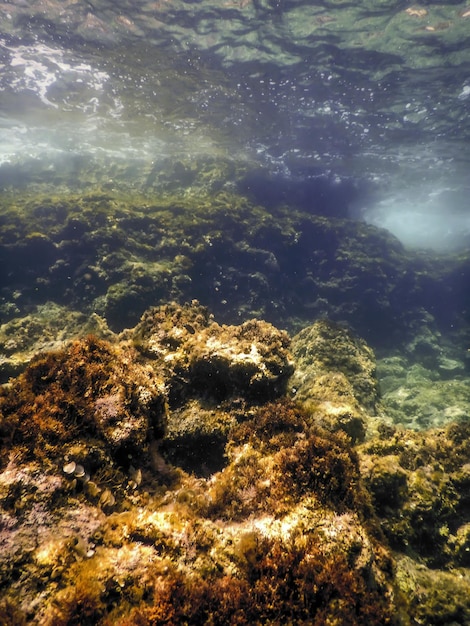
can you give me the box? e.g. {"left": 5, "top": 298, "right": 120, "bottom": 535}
{"left": 1, "top": 0, "right": 470, "bottom": 248}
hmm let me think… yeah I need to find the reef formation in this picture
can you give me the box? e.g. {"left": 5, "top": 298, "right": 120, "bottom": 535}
{"left": 1, "top": 302, "right": 469, "bottom": 625}
{"left": 1, "top": 182, "right": 470, "bottom": 352}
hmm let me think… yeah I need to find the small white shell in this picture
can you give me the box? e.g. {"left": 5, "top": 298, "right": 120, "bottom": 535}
{"left": 129, "top": 467, "right": 142, "bottom": 487}
{"left": 74, "top": 464, "right": 86, "bottom": 478}
{"left": 99, "top": 489, "right": 116, "bottom": 508}
{"left": 63, "top": 461, "right": 76, "bottom": 475}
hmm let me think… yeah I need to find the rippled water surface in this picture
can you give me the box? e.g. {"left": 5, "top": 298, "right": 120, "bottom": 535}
{"left": 1, "top": 0, "right": 470, "bottom": 247}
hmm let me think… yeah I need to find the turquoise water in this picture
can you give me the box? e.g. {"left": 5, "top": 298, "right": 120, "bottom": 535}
{"left": 1, "top": 0, "right": 470, "bottom": 248}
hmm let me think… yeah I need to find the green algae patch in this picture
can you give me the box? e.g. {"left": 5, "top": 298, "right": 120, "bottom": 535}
{"left": 0, "top": 304, "right": 115, "bottom": 383}
{"left": 290, "top": 319, "right": 381, "bottom": 444}
{"left": 0, "top": 186, "right": 284, "bottom": 331}
{"left": 2, "top": 182, "right": 470, "bottom": 360}
{"left": 396, "top": 555, "right": 470, "bottom": 626}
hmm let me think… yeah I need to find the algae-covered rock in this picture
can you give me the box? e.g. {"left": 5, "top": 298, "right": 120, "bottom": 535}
{"left": 289, "top": 319, "right": 381, "bottom": 442}
{"left": 131, "top": 301, "right": 295, "bottom": 404}
{"left": 99, "top": 259, "right": 180, "bottom": 331}
{"left": 0, "top": 306, "right": 404, "bottom": 625}
{"left": 378, "top": 355, "right": 470, "bottom": 430}
{"left": 0, "top": 335, "right": 167, "bottom": 468}
{"left": 452, "top": 523, "right": 470, "bottom": 567}
{"left": 291, "top": 319, "right": 380, "bottom": 411}
{"left": 360, "top": 420, "right": 470, "bottom": 568}
{"left": 396, "top": 555, "right": 470, "bottom": 626}
{"left": 0, "top": 398, "right": 400, "bottom": 626}
{"left": 2, "top": 186, "right": 469, "bottom": 356}
{"left": 131, "top": 302, "right": 295, "bottom": 473}
{"left": 1, "top": 302, "right": 470, "bottom": 625}
{"left": 357, "top": 421, "right": 470, "bottom": 623}
{"left": 0, "top": 303, "right": 115, "bottom": 383}
{"left": 162, "top": 400, "right": 237, "bottom": 476}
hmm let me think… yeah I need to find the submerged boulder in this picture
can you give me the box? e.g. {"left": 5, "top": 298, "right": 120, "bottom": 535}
{"left": 131, "top": 301, "right": 295, "bottom": 404}
{"left": 0, "top": 335, "right": 167, "bottom": 468}
{"left": 0, "top": 304, "right": 403, "bottom": 625}
{"left": 290, "top": 319, "right": 381, "bottom": 442}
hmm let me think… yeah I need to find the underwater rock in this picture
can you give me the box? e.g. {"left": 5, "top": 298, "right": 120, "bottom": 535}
{"left": 357, "top": 421, "right": 470, "bottom": 621}
{"left": 396, "top": 555, "right": 470, "bottom": 626}
{"left": 100, "top": 261, "right": 175, "bottom": 332}
{"left": 0, "top": 396, "right": 400, "bottom": 625}
{"left": 0, "top": 304, "right": 115, "bottom": 383}
{"left": 2, "top": 186, "right": 470, "bottom": 358}
{"left": 0, "top": 306, "right": 402, "bottom": 625}
{"left": 378, "top": 358, "right": 470, "bottom": 430}
{"left": 162, "top": 399, "right": 238, "bottom": 477}
{"left": 291, "top": 320, "right": 380, "bottom": 411}
{"left": 130, "top": 301, "right": 296, "bottom": 473}
{"left": 1, "top": 302, "right": 469, "bottom": 624}
{"left": 131, "top": 301, "right": 295, "bottom": 405}
{"left": 203, "top": 400, "right": 370, "bottom": 520}
{"left": 289, "top": 319, "right": 381, "bottom": 442}
{"left": 360, "top": 420, "right": 470, "bottom": 568}
{"left": 0, "top": 335, "right": 167, "bottom": 468}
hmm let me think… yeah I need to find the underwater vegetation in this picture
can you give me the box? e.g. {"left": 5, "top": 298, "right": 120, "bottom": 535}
{"left": 0, "top": 179, "right": 470, "bottom": 625}
{"left": 0, "top": 303, "right": 405, "bottom": 625}
{"left": 1, "top": 181, "right": 470, "bottom": 354}
{"left": 0, "top": 334, "right": 166, "bottom": 469}
{"left": 361, "top": 420, "right": 470, "bottom": 568}
{"left": 203, "top": 400, "right": 368, "bottom": 521}
{"left": 1, "top": 302, "right": 469, "bottom": 623}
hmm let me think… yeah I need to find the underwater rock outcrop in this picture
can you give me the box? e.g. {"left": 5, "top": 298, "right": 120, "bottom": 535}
{"left": 290, "top": 319, "right": 381, "bottom": 443}
{"left": 1, "top": 303, "right": 469, "bottom": 624}
{"left": 360, "top": 421, "right": 470, "bottom": 568}
{"left": 0, "top": 303, "right": 116, "bottom": 383}
{"left": 2, "top": 186, "right": 470, "bottom": 355}
{"left": 130, "top": 302, "right": 294, "bottom": 404}
{"left": 0, "top": 303, "right": 402, "bottom": 625}
{"left": 359, "top": 420, "right": 470, "bottom": 625}
{"left": 0, "top": 334, "right": 167, "bottom": 468}
{"left": 130, "top": 301, "right": 295, "bottom": 475}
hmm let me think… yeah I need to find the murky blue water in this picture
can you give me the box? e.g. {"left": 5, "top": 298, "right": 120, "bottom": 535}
{"left": 1, "top": 0, "right": 470, "bottom": 249}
